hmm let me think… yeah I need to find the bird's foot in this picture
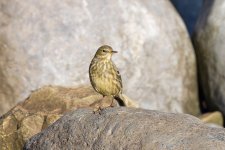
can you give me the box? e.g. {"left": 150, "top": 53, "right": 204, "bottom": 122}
{"left": 109, "top": 103, "right": 115, "bottom": 107}
{"left": 93, "top": 107, "right": 103, "bottom": 115}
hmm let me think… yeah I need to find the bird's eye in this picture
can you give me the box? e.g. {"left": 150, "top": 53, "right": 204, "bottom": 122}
{"left": 103, "top": 50, "right": 107, "bottom": 52}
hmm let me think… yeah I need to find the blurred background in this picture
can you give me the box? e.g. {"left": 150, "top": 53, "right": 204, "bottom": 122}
{"left": 171, "top": 0, "right": 203, "bottom": 35}
{"left": 0, "top": 0, "right": 224, "bottom": 126}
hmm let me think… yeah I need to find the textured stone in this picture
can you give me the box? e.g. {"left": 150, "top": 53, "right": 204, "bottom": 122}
{"left": 25, "top": 107, "right": 225, "bottom": 150}
{"left": 0, "top": 86, "right": 136, "bottom": 150}
{"left": 0, "top": 0, "right": 199, "bottom": 115}
{"left": 193, "top": 0, "right": 225, "bottom": 115}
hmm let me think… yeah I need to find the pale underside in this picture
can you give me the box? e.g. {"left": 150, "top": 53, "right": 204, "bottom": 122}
{"left": 89, "top": 58, "right": 122, "bottom": 97}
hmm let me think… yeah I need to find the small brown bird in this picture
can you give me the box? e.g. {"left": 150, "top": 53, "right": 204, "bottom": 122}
{"left": 89, "top": 45, "right": 125, "bottom": 107}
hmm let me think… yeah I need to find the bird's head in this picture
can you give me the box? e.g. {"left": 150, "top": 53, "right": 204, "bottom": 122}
{"left": 94, "top": 45, "right": 117, "bottom": 60}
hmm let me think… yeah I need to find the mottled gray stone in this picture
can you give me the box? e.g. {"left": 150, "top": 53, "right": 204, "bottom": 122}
{"left": 193, "top": 0, "right": 225, "bottom": 115}
{"left": 0, "top": 0, "right": 199, "bottom": 115}
{"left": 25, "top": 107, "right": 225, "bottom": 150}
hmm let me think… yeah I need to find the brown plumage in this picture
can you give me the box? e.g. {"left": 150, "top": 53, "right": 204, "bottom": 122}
{"left": 89, "top": 45, "right": 125, "bottom": 106}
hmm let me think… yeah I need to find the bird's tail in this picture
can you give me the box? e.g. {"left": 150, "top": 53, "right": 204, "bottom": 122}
{"left": 114, "top": 94, "right": 126, "bottom": 106}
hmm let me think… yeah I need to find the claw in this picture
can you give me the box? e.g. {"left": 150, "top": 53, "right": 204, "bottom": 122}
{"left": 93, "top": 107, "right": 102, "bottom": 115}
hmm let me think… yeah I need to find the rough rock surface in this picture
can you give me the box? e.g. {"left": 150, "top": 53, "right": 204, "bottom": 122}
{"left": 0, "top": 0, "right": 199, "bottom": 115}
{"left": 25, "top": 107, "right": 225, "bottom": 150}
{"left": 193, "top": 0, "right": 225, "bottom": 115}
{"left": 0, "top": 86, "right": 137, "bottom": 150}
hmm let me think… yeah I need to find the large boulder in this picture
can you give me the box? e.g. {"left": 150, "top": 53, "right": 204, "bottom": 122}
{"left": 0, "top": 86, "right": 136, "bottom": 150}
{"left": 25, "top": 107, "right": 225, "bottom": 150}
{"left": 0, "top": 0, "right": 199, "bottom": 115}
{"left": 192, "top": 0, "right": 225, "bottom": 115}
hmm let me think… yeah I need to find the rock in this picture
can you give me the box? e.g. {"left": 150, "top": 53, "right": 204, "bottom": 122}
{"left": 0, "top": 0, "right": 199, "bottom": 116}
{"left": 25, "top": 107, "right": 225, "bottom": 150}
{"left": 192, "top": 0, "right": 225, "bottom": 115}
{"left": 199, "top": 111, "right": 223, "bottom": 127}
{"left": 0, "top": 86, "right": 137, "bottom": 150}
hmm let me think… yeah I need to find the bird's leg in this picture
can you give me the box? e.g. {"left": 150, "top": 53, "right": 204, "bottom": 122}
{"left": 110, "top": 96, "right": 115, "bottom": 107}
{"left": 93, "top": 95, "right": 106, "bottom": 114}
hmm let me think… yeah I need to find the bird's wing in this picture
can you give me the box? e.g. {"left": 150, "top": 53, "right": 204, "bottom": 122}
{"left": 89, "top": 60, "right": 99, "bottom": 93}
{"left": 112, "top": 62, "right": 123, "bottom": 90}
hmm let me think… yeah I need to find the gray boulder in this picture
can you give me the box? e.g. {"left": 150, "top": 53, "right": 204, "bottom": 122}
{"left": 0, "top": 0, "right": 199, "bottom": 115}
{"left": 25, "top": 107, "right": 225, "bottom": 150}
{"left": 193, "top": 0, "right": 225, "bottom": 115}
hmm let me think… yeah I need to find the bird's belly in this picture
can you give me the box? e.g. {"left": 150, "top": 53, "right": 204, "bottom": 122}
{"left": 92, "top": 75, "right": 120, "bottom": 96}
{"left": 89, "top": 59, "right": 122, "bottom": 96}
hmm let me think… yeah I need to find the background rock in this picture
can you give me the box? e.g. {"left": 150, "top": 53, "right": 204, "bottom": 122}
{"left": 0, "top": 0, "right": 199, "bottom": 115}
{"left": 193, "top": 0, "right": 225, "bottom": 115}
{"left": 25, "top": 107, "right": 225, "bottom": 150}
{"left": 0, "top": 86, "right": 136, "bottom": 150}
{"left": 199, "top": 111, "right": 223, "bottom": 127}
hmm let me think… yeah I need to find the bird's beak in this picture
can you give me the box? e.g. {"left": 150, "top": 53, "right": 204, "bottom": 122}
{"left": 112, "top": 51, "right": 118, "bottom": 53}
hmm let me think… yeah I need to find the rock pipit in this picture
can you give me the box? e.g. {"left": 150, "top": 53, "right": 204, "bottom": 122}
{"left": 89, "top": 45, "right": 125, "bottom": 110}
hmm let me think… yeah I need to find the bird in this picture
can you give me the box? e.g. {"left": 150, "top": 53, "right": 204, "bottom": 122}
{"left": 89, "top": 45, "right": 125, "bottom": 109}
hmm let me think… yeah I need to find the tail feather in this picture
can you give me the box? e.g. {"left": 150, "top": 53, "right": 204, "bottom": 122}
{"left": 114, "top": 94, "right": 126, "bottom": 106}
